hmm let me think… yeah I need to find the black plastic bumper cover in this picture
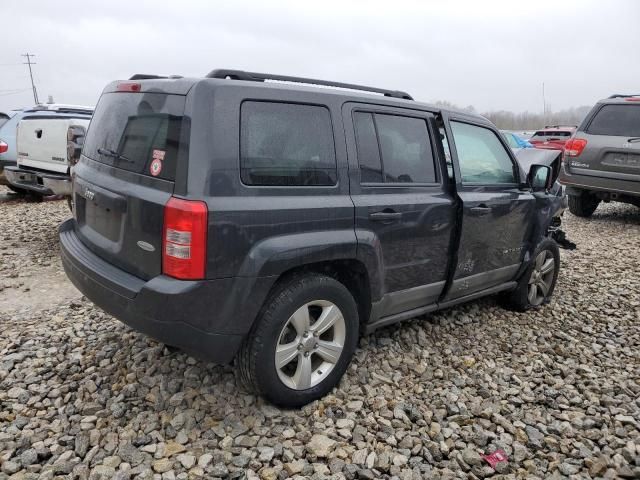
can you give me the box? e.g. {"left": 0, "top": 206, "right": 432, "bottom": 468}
{"left": 59, "top": 219, "right": 273, "bottom": 364}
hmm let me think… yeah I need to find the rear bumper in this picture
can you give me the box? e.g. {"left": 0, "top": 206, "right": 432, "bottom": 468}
{"left": 59, "top": 219, "right": 274, "bottom": 364}
{"left": 5, "top": 166, "right": 71, "bottom": 195}
{"left": 559, "top": 165, "right": 640, "bottom": 198}
{"left": 0, "top": 160, "right": 16, "bottom": 185}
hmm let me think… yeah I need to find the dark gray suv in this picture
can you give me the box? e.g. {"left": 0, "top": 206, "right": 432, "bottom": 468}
{"left": 560, "top": 94, "right": 640, "bottom": 217}
{"left": 60, "top": 70, "right": 563, "bottom": 406}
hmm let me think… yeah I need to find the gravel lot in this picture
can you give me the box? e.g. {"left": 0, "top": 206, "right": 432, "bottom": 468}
{"left": 0, "top": 185, "right": 638, "bottom": 480}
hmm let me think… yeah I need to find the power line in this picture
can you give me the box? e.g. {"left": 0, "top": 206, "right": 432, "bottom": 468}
{"left": 0, "top": 88, "right": 31, "bottom": 97}
{"left": 22, "top": 53, "right": 39, "bottom": 104}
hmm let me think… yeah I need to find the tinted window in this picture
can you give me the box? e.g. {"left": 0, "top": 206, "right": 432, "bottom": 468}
{"left": 353, "top": 112, "right": 383, "bottom": 183}
{"left": 240, "top": 102, "right": 336, "bottom": 186}
{"left": 531, "top": 130, "right": 571, "bottom": 139}
{"left": 451, "top": 122, "right": 516, "bottom": 184}
{"left": 83, "top": 92, "right": 186, "bottom": 181}
{"left": 587, "top": 104, "right": 640, "bottom": 137}
{"left": 376, "top": 114, "right": 436, "bottom": 183}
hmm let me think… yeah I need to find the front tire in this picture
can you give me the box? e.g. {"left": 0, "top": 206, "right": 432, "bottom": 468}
{"left": 568, "top": 192, "right": 600, "bottom": 217}
{"left": 502, "top": 238, "right": 560, "bottom": 312}
{"left": 236, "top": 274, "right": 359, "bottom": 407}
{"left": 7, "top": 185, "right": 27, "bottom": 195}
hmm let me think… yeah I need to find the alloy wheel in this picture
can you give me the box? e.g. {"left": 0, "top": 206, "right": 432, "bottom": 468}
{"left": 275, "top": 300, "right": 346, "bottom": 390}
{"left": 528, "top": 250, "right": 555, "bottom": 306}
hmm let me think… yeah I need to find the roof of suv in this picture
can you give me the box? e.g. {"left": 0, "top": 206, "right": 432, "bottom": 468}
{"left": 106, "top": 69, "right": 490, "bottom": 125}
{"left": 601, "top": 94, "right": 640, "bottom": 104}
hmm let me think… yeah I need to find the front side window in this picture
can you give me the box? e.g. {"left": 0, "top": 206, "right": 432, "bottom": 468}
{"left": 354, "top": 112, "right": 437, "bottom": 184}
{"left": 240, "top": 102, "right": 336, "bottom": 186}
{"left": 451, "top": 122, "right": 517, "bottom": 184}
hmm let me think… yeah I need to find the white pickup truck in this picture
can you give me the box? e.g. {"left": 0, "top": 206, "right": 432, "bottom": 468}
{"left": 5, "top": 104, "right": 93, "bottom": 198}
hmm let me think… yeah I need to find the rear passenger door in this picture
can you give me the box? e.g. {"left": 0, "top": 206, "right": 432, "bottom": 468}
{"left": 343, "top": 104, "right": 456, "bottom": 317}
{"left": 443, "top": 116, "right": 535, "bottom": 299}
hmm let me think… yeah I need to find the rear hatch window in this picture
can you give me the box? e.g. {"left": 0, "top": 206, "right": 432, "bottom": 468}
{"left": 83, "top": 92, "right": 187, "bottom": 180}
{"left": 531, "top": 131, "right": 572, "bottom": 140}
{"left": 587, "top": 104, "right": 640, "bottom": 137}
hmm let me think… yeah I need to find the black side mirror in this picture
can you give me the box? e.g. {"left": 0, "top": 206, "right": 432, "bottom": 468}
{"left": 528, "top": 164, "right": 552, "bottom": 192}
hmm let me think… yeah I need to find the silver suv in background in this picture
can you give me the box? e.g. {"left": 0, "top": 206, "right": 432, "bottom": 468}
{"left": 560, "top": 94, "right": 640, "bottom": 217}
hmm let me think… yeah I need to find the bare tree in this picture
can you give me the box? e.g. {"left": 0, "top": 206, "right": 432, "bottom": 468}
{"left": 432, "top": 100, "right": 592, "bottom": 130}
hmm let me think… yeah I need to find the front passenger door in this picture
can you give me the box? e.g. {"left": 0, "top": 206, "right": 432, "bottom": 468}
{"left": 444, "top": 118, "right": 536, "bottom": 300}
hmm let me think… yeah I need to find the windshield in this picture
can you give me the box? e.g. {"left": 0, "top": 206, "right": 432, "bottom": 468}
{"left": 531, "top": 131, "right": 572, "bottom": 140}
{"left": 83, "top": 92, "right": 187, "bottom": 181}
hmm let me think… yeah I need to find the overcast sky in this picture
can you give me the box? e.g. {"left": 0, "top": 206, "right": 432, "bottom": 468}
{"left": 2, "top": 0, "right": 639, "bottom": 114}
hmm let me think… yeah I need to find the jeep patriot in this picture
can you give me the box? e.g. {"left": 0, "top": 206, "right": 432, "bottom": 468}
{"left": 60, "top": 70, "right": 562, "bottom": 406}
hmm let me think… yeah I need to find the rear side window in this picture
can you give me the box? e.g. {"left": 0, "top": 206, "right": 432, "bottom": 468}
{"left": 451, "top": 122, "right": 516, "bottom": 184}
{"left": 353, "top": 112, "right": 383, "bottom": 183}
{"left": 354, "top": 112, "right": 437, "bottom": 184}
{"left": 587, "top": 104, "right": 640, "bottom": 137}
{"left": 240, "top": 102, "right": 336, "bottom": 186}
{"left": 83, "top": 92, "right": 187, "bottom": 181}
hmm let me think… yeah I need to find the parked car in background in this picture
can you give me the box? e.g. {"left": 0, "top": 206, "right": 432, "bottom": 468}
{"left": 0, "top": 112, "right": 10, "bottom": 128}
{"left": 60, "top": 70, "right": 564, "bottom": 406}
{"left": 529, "top": 125, "right": 577, "bottom": 151}
{"left": 5, "top": 104, "right": 93, "bottom": 199}
{"left": 501, "top": 130, "right": 533, "bottom": 149}
{"left": 0, "top": 109, "right": 27, "bottom": 190}
{"left": 560, "top": 94, "right": 640, "bottom": 217}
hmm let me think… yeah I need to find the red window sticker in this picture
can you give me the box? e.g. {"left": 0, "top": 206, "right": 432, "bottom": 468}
{"left": 152, "top": 149, "right": 166, "bottom": 161}
{"left": 150, "top": 150, "right": 165, "bottom": 176}
{"left": 482, "top": 449, "right": 508, "bottom": 469}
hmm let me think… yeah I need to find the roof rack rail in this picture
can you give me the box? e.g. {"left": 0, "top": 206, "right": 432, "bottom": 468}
{"left": 608, "top": 94, "right": 640, "bottom": 99}
{"left": 129, "top": 74, "right": 184, "bottom": 80}
{"left": 206, "top": 69, "right": 413, "bottom": 100}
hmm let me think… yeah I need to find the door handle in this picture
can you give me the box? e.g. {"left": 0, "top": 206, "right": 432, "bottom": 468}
{"left": 470, "top": 204, "right": 492, "bottom": 215}
{"left": 369, "top": 210, "right": 402, "bottom": 223}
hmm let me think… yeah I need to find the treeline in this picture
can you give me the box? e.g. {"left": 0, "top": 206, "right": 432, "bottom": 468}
{"left": 433, "top": 101, "right": 592, "bottom": 130}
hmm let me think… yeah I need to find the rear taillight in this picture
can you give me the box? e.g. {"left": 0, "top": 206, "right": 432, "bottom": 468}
{"left": 116, "top": 82, "right": 141, "bottom": 92}
{"left": 66, "top": 126, "right": 86, "bottom": 165}
{"left": 0, "top": 140, "right": 7, "bottom": 153}
{"left": 564, "top": 138, "right": 587, "bottom": 157}
{"left": 163, "top": 197, "right": 208, "bottom": 280}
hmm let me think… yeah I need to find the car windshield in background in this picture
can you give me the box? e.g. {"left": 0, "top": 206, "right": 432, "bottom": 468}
{"left": 531, "top": 131, "right": 572, "bottom": 139}
{"left": 502, "top": 132, "right": 518, "bottom": 148}
{"left": 82, "top": 92, "right": 187, "bottom": 181}
{"left": 587, "top": 104, "right": 640, "bottom": 137}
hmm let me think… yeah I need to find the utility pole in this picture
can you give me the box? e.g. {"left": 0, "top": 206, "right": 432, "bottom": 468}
{"left": 22, "top": 53, "right": 39, "bottom": 105}
{"left": 542, "top": 82, "right": 546, "bottom": 125}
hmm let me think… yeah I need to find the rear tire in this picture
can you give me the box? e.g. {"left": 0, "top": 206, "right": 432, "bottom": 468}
{"left": 568, "top": 192, "right": 600, "bottom": 217}
{"left": 236, "top": 274, "right": 359, "bottom": 407}
{"left": 501, "top": 238, "right": 560, "bottom": 312}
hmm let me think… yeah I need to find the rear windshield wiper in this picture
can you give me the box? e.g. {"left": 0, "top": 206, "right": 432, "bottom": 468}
{"left": 97, "top": 147, "right": 132, "bottom": 163}
{"left": 627, "top": 137, "right": 640, "bottom": 143}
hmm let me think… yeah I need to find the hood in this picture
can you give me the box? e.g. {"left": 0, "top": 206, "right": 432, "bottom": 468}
{"left": 513, "top": 148, "right": 563, "bottom": 184}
